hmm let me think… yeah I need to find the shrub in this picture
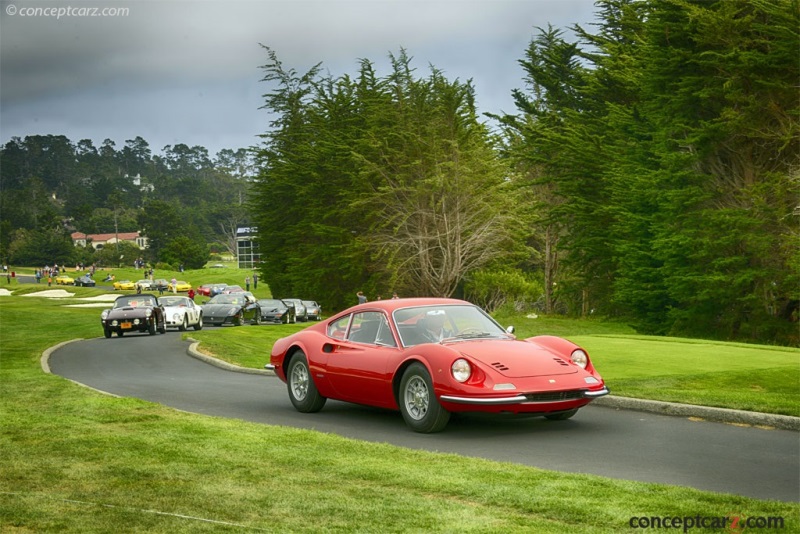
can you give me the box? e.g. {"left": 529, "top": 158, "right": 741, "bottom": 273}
{"left": 464, "top": 269, "right": 543, "bottom": 313}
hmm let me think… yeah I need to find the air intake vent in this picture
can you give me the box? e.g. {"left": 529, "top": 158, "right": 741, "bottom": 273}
{"left": 525, "top": 390, "right": 584, "bottom": 402}
{"left": 491, "top": 361, "right": 510, "bottom": 371}
{"left": 553, "top": 358, "right": 570, "bottom": 367}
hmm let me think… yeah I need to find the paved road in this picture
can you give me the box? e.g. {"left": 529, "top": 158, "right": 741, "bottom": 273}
{"left": 48, "top": 334, "right": 799, "bottom": 503}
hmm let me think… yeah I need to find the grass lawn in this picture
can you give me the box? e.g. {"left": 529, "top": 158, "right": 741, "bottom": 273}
{"left": 1, "top": 287, "right": 798, "bottom": 532}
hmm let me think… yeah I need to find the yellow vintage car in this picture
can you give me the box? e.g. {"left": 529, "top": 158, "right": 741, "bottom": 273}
{"left": 113, "top": 280, "right": 136, "bottom": 290}
{"left": 167, "top": 280, "right": 192, "bottom": 292}
{"left": 55, "top": 274, "right": 74, "bottom": 285}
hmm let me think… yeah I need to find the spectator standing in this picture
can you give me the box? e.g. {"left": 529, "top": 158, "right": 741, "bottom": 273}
{"left": 357, "top": 291, "right": 367, "bottom": 304}
{"left": 245, "top": 276, "right": 251, "bottom": 292}
{"left": 188, "top": 289, "right": 195, "bottom": 301}
{"left": 253, "top": 273, "right": 258, "bottom": 290}
{"left": 171, "top": 277, "right": 178, "bottom": 294}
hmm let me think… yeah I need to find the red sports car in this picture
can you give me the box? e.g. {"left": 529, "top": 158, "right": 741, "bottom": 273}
{"left": 267, "top": 298, "right": 609, "bottom": 433}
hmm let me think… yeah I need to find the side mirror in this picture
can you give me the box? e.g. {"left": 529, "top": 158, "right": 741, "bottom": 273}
{"left": 506, "top": 325, "right": 515, "bottom": 334}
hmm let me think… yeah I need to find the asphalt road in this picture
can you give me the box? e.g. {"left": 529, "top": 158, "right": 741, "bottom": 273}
{"left": 48, "top": 333, "right": 799, "bottom": 503}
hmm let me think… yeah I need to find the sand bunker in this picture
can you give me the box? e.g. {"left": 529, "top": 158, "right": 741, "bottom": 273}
{"left": 21, "top": 289, "right": 75, "bottom": 298}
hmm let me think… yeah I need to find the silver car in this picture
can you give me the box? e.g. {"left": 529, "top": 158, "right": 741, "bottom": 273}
{"left": 283, "top": 299, "right": 308, "bottom": 322}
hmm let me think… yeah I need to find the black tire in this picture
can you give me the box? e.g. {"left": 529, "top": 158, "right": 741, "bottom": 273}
{"left": 233, "top": 313, "right": 242, "bottom": 326}
{"left": 158, "top": 320, "right": 166, "bottom": 334}
{"left": 103, "top": 328, "right": 111, "bottom": 339}
{"left": 193, "top": 315, "right": 203, "bottom": 331}
{"left": 149, "top": 319, "right": 156, "bottom": 335}
{"left": 544, "top": 409, "right": 578, "bottom": 421}
{"left": 179, "top": 316, "right": 188, "bottom": 331}
{"left": 286, "top": 351, "right": 326, "bottom": 413}
{"left": 253, "top": 313, "right": 262, "bottom": 326}
{"left": 398, "top": 363, "right": 450, "bottom": 433}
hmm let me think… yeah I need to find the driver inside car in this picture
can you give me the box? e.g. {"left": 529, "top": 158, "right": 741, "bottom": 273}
{"left": 418, "top": 310, "right": 452, "bottom": 343}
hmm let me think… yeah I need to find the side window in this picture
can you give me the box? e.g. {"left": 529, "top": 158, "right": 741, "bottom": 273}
{"left": 328, "top": 315, "right": 351, "bottom": 340}
{"left": 375, "top": 314, "right": 397, "bottom": 347}
{"left": 347, "top": 312, "right": 384, "bottom": 345}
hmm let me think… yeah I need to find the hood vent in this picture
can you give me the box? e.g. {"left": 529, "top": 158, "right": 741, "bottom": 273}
{"left": 553, "top": 358, "right": 570, "bottom": 367}
{"left": 491, "top": 361, "right": 510, "bottom": 372}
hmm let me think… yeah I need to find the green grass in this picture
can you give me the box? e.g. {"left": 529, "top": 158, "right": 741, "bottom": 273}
{"left": 1, "top": 289, "right": 799, "bottom": 532}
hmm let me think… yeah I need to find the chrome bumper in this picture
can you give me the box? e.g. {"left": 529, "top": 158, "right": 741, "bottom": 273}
{"left": 440, "top": 387, "right": 610, "bottom": 405}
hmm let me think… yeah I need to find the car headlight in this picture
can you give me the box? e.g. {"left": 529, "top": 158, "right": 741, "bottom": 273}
{"left": 173, "top": 313, "right": 181, "bottom": 322}
{"left": 451, "top": 358, "right": 472, "bottom": 383}
{"left": 228, "top": 307, "right": 239, "bottom": 315}
{"left": 570, "top": 349, "right": 588, "bottom": 369}
{"left": 101, "top": 310, "right": 109, "bottom": 320}
{"left": 145, "top": 309, "right": 152, "bottom": 317}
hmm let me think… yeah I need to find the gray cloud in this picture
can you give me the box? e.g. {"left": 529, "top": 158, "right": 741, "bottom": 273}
{"left": 1, "top": 0, "right": 597, "bottom": 154}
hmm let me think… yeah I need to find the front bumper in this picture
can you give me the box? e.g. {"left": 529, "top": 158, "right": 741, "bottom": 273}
{"left": 440, "top": 387, "right": 610, "bottom": 405}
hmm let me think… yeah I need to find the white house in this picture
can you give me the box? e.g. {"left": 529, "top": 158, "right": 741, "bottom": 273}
{"left": 71, "top": 231, "right": 148, "bottom": 250}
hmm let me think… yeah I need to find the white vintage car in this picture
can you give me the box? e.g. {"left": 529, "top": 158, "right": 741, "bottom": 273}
{"left": 158, "top": 295, "right": 203, "bottom": 331}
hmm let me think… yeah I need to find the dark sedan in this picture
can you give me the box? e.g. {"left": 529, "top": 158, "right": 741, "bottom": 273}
{"left": 74, "top": 275, "right": 96, "bottom": 287}
{"left": 101, "top": 294, "right": 166, "bottom": 337}
{"left": 256, "top": 299, "right": 296, "bottom": 324}
{"left": 202, "top": 293, "right": 261, "bottom": 326}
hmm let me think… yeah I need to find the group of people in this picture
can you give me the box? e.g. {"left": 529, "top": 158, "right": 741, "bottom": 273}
{"left": 244, "top": 273, "right": 258, "bottom": 291}
{"left": 357, "top": 291, "right": 400, "bottom": 304}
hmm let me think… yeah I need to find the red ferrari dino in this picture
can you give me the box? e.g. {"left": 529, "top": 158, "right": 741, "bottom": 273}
{"left": 267, "top": 298, "right": 609, "bottom": 433}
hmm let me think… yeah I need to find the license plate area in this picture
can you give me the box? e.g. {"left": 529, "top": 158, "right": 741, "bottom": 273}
{"left": 121, "top": 322, "right": 132, "bottom": 329}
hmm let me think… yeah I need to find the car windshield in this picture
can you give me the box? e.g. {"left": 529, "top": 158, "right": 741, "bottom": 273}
{"left": 209, "top": 295, "right": 241, "bottom": 305}
{"left": 160, "top": 297, "right": 190, "bottom": 307}
{"left": 259, "top": 299, "right": 284, "bottom": 307}
{"left": 393, "top": 304, "right": 509, "bottom": 347}
{"left": 115, "top": 296, "right": 156, "bottom": 308}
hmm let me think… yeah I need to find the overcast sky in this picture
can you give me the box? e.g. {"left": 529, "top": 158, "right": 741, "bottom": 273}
{"left": 0, "top": 0, "right": 599, "bottom": 157}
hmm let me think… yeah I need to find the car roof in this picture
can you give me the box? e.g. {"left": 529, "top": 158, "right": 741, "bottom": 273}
{"left": 340, "top": 297, "right": 470, "bottom": 315}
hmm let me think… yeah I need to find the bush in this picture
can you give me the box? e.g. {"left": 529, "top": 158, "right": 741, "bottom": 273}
{"left": 464, "top": 269, "right": 543, "bottom": 313}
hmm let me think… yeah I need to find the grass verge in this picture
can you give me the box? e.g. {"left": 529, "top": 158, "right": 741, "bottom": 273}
{"left": 1, "top": 292, "right": 798, "bottom": 532}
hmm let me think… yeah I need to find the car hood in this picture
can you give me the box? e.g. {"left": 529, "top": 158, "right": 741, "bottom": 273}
{"left": 204, "top": 303, "right": 240, "bottom": 312}
{"left": 451, "top": 339, "right": 579, "bottom": 379}
{"left": 106, "top": 307, "right": 151, "bottom": 319}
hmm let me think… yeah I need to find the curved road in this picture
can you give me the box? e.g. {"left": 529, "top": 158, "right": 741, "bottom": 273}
{"left": 48, "top": 333, "right": 799, "bottom": 503}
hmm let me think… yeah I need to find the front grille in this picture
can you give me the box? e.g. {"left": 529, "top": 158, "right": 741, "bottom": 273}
{"left": 524, "top": 390, "right": 584, "bottom": 402}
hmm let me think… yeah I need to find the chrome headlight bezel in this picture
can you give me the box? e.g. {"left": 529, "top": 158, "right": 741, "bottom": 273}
{"left": 451, "top": 358, "right": 472, "bottom": 383}
{"left": 570, "top": 349, "right": 588, "bottom": 369}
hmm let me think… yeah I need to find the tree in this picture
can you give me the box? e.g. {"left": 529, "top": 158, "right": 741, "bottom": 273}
{"left": 253, "top": 47, "right": 521, "bottom": 310}
{"left": 159, "top": 237, "right": 209, "bottom": 270}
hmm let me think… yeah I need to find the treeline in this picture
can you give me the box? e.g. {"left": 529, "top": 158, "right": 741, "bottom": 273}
{"left": 254, "top": 0, "right": 798, "bottom": 344}
{"left": 0, "top": 135, "right": 254, "bottom": 268}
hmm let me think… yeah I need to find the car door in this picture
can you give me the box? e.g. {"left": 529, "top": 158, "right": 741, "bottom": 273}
{"left": 323, "top": 311, "right": 399, "bottom": 408}
{"left": 186, "top": 300, "right": 200, "bottom": 324}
